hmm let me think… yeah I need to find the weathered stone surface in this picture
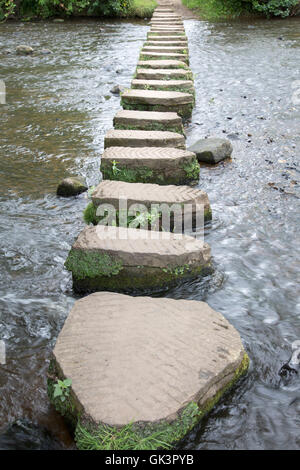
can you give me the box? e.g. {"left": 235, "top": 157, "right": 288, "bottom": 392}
{"left": 136, "top": 68, "right": 192, "bottom": 81}
{"left": 90, "top": 180, "right": 212, "bottom": 225}
{"left": 64, "top": 225, "right": 211, "bottom": 293}
{"left": 104, "top": 129, "right": 185, "bottom": 149}
{"left": 140, "top": 51, "right": 189, "bottom": 64}
{"left": 113, "top": 109, "right": 183, "bottom": 134}
{"left": 121, "top": 89, "right": 193, "bottom": 118}
{"left": 49, "top": 292, "right": 248, "bottom": 449}
{"left": 56, "top": 177, "right": 87, "bottom": 197}
{"left": 150, "top": 20, "right": 183, "bottom": 25}
{"left": 145, "top": 40, "right": 188, "bottom": 47}
{"left": 188, "top": 138, "right": 233, "bottom": 164}
{"left": 131, "top": 78, "right": 194, "bottom": 95}
{"left": 137, "top": 59, "right": 188, "bottom": 69}
{"left": 16, "top": 45, "right": 34, "bottom": 55}
{"left": 147, "top": 35, "right": 187, "bottom": 42}
{"left": 100, "top": 146, "right": 200, "bottom": 186}
{"left": 143, "top": 45, "right": 188, "bottom": 53}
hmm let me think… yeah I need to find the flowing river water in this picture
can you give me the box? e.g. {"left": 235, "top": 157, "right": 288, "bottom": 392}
{"left": 0, "top": 16, "right": 299, "bottom": 450}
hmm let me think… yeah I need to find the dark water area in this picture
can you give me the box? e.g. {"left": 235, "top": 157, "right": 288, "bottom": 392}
{"left": 0, "top": 17, "right": 299, "bottom": 450}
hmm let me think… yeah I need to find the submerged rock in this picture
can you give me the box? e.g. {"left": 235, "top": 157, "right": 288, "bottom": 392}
{"left": 40, "top": 49, "right": 53, "bottom": 55}
{"left": 56, "top": 177, "right": 87, "bottom": 197}
{"left": 188, "top": 138, "right": 233, "bottom": 164}
{"left": 110, "top": 85, "right": 125, "bottom": 95}
{"left": 16, "top": 45, "right": 34, "bottom": 55}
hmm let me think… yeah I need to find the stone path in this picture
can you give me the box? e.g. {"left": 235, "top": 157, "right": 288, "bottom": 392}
{"left": 51, "top": 1, "right": 249, "bottom": 451}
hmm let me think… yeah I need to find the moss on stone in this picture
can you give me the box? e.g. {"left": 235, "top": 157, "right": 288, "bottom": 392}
{"left": 121, "top": 99, "right": 194, "bottom": 118}
{"left": 65, "top": 249, "right": 123, "bottom": 280}
{"left": 138, "top": 61, "right": 189, "bottom": 70}
{"left": 114, "top": 122, "right": 185, "bottom": 135}
{"left": 62, "top": 352, "right": 249, "bottom": 450}
{"left": 132, "top": 83, "right": 195, "bottom": 98}
{"left": 101, "top": 160, "right": 198, "bottom": 186}
{"left": 139, "top": 54, "right": 189, "bottom": 65}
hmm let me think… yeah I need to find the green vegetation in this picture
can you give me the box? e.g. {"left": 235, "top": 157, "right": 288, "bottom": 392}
{"left": 181, "top": 157, "right": 200, "bottom": 182}
{"left": 0, "top": 0, "right": 157, "bottom": 21}
{"left": 114, "top": 122, "right": 185, "bottom": 135}
{"left": 65, "top": 249, "right": 123, "bottom": 280}
{"left": 48, "top": 352, "right": 249, "bottom": 450}
{"left": 182, "top": 0, "right": 300, "bottom": 19}
{"left": 121, "top": 99, "right": 194, "bottom": 118}
{"left": 53, "top": 378, "right": 72, "bottom": 403}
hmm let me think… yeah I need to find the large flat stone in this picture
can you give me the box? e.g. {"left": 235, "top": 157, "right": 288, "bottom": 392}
{"left": 140, "top": 51, "right": 189, "bottom": 64}
{"left": 145, "top": 40, "right": 188, "bottom": 47}
{"left": 137, "top": 59, "right": 188, "bottom": 69}
{"left": 100, "top": 146, "right": 200, "bottom": 186}
{"left": 64, "top": 225, "right": 211, "bottom": 293}
{"left": 188, "top": 138, "right": 233, "bottom": 164}
{"left": 143, "top": 45, "right": 189, "bottom": 53}
{"left": 121, "top": 89, "right": 194, "bottom": 118}
{"left": 131, "top": 78, "right": 194, "bottom": 95}
{"left": 89, "top": 180, "right": 212, "bottom": 227}
{"left": 104, "top": 129, "right": 185, "bottom": 149}
{"left": 146, "top": 35, "right": 187, "bottom": 42}
{"left": 113, "top": 109, "right": 183, "bottom": 134}
{"left": 49, "top": 292, "right": 249, "bottom": 449}
{"left": 136, "top": 67, "right": 193, "bottom": 81}
{"left": 147, "top": 33, "right": 187, "bottom": 40}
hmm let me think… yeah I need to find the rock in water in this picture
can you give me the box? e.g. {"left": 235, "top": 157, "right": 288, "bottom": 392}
{"left": 16, "top": 45, "right": 34, "bottom": 55}
{"left": 188, "top": 138, "right": 233, "bottom": 164}
{"left": 47, "top": 292, "right": 249, "bottom": 450}
{"left": 56, "top": 177, "right": 87, "bottom": 197}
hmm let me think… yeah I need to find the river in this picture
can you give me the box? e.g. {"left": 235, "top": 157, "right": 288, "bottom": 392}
{"left": 0, "top": 16, "right": 299, "bottom": 449}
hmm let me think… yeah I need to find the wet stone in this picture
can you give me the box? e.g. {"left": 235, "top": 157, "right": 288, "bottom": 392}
{"left": 188, "top": 138, "right": 233, "bottom": 164}
{"left": 100, "top": 146, "right": 200, "bottom": 186}
{"left": 49, "top": 292, "right": 249, "bottom": 449}
{"left": 136, "top": 68, "right": 192, "bottom": 81}
{"left": 137, "top": 59, "right": 188, "bottom": 69}
{"left": 89, "top": 180, "right": 212, "bottom": 228}
{"left": 64, "top": 225, "right": 211, "bottom": 293}
{"left": 142, "top": 45, "right": 189, "bottom": 53}
{"left": 140, "top": 52, "right": 189, "bottom": 64}
{"left": 131, "top": 78, "right": 194, "bottom": 95}
{"left": 113, "top": 109, "right": 184, "bottom": 134}
{"left": 56, "top": 177, "right": 87, "bottom": 197}
{"left": 104, "top": 129, "right": 185, "bottom": 149}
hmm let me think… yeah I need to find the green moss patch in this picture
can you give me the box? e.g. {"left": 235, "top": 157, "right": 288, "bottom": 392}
{"left": 51, "top": 352, "right": 249, "bottom": 450}
{"left": 65, "top": 249, "right": 123, "bottom": 280}
{"left": 139, "top": 54, "right": 189, "bottom": 65}
{"left": 121, "top": 100, "right": 194, "bottom": 119}
{"left": 114, "top": 122, "right": 185, "bottom": 135}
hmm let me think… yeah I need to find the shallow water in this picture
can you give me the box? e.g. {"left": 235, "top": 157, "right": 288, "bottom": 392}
{"left": 0, "top": 17, "right": 299, "bottom": 450}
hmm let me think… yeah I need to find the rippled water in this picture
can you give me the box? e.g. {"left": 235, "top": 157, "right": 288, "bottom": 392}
{"left": 0, "top": 17, "right": 299, "bottom": 450}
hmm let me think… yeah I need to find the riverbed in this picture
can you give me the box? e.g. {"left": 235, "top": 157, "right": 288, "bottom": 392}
{"left": 0, "top": 16, "right": 299, "bottom": 449}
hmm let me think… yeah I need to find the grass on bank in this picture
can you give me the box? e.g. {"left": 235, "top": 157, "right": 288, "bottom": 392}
{"left": 131, "top": 0, "right": 157, "bottom": 17}
{"left": 182, "top": 0, "right": 250, "bottom": 20}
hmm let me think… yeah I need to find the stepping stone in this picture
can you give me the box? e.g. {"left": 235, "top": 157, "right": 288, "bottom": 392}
{"left": 131, "top": 78, "right": 194, "bottom": 95}
{"left": 143, "top": 45, "right": 189, "bottom": 53}
{"left": 48, "top": 292, "right": 249, "bottom": 450}
{"left": 146, "top": 40, "right": 188, "bottom": 47}
{"left": 151, "top": 20, "right": 184, "bottom": 25}
{"left": 88, "top": 180, "right": 212, "bottom": 228}
{"left": 121, "top": 89, "right": 194, "bottom": 118}
{"left": 64, "top": 225, "right": 211, "bottom": 293}
{"left": 137, "top": 59, "right": 188, "bottom": 69}
{"left": 113, "top": 109, "right": 184, "bottom": 134}
{"left": 147, "top": 35, "right": 187, "bottom": 42}
{"left": 104, "top": 129, "right": 185, "bottom": 149}
{"left": 136, "top": 67, "right": 193, "bottom": 81}
{"left": 188, "top": 138, "right": 233, "bottom": 164}
{"left": 140, "top": 52, "right": 189, "bottom": 64}
{"left": 150, "top": 29, "right": 186, "bottom": 34}
{"left": 100, "top": 146, "right": 200, "bottom": 186}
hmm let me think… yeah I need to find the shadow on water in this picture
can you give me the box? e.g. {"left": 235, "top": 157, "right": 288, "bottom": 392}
{"left": 0, "top": 17, "right": 299, "bottom": 449}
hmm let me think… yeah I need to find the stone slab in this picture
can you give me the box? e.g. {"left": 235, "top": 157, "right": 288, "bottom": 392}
{"left": 137, "top": 59, "right": 188, "bottom": 69}
{"left": 136, "top": 68, "right": 193, "bottom": 81}
{"left": 121, "top": 88, "right": 193, "bottom": 118}
{"left": 64, "top": 225, "right": 211, "bottom": 293}
{"left": 100, "top": 146, "right": 200, "bottom": 186}
{"left": 113, "top": 109, "right": 183, "bottom": 134}
{"left": 50, "top": 292, "right": 248, "bottom": 449}
{"left": 104, "top": 129, "right": 185, "bottom": 149}
{"left": 140, "top": 52, "right": 189, "bottom": 64}
{"left": 90, "top": 180, "right": 211, "bottom": 225}
{"left": 131, "top": 78, "right": 194, "bottom": 94}
{"left": 146, "top": 35, "right": 187, "bottom": 42}
{"left": 142, "top": 45, "right": 189, "bottom": 53}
